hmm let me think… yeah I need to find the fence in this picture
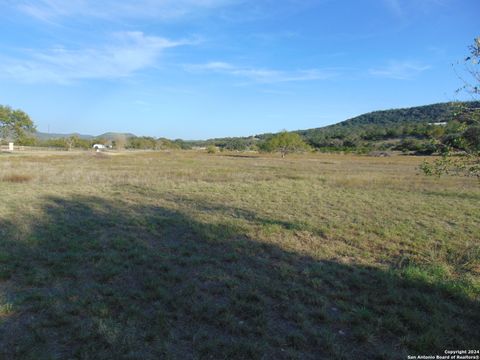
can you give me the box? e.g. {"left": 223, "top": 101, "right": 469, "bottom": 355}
{"left": 0, "top": 145, "right": 68, "bottom": 152}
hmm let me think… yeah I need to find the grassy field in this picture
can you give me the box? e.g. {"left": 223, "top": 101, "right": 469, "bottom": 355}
{"left": 0, "top": 150, "right": 479, "bottom": 359}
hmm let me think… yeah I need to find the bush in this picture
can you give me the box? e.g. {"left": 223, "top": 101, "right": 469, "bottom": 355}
{"left": 263, "top": 131, "right": 309, "bottom": 158}
{"left": 463, "top": 126, "right": 480, "bottom": 151}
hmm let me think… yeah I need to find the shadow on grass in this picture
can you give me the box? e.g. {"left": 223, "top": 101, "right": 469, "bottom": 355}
{"left": 218, "top": 154, "right": 261, "bottom": 159}
{"left": 0, "top": 195, "right": 478, "bottom": 360}
{"left": 423, "top": 189, "right": 480, "bottom": 201}
{"left": 164, "top": 194, "right": 324, "bottom": 236}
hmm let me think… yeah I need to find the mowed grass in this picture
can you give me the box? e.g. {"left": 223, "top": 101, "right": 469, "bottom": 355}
{"left": 0, "top": 150, "right": 478, "bottom": 359}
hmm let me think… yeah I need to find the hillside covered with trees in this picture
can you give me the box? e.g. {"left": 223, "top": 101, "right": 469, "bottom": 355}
{"left": 290, "top": 101, "right": 480, "bottom": 154}
{"left": 204, "top": 101, "right": 480, "bottom": 154}
{"left": 3, "top": 101, "right": 479, "bottom": 155}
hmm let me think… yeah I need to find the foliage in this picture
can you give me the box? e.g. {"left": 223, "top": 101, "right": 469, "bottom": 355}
{"left": 21, "top": 100, "right": 480, "bottom": 155}
{"left": 421, "top": 154, "right": 480, "bottom": 180}
{"left": 156, "top": 138, "right": 181, "bottom": 150}
{"left": 455, "top": 36, "right": 480, "bottom": 97}
{"left": 16, "top": 136, "right": 38, "bottom": 146}
{"left": 222, "top": 138, "right": 248, "bottom": 151}
{"left": 40, "top": 136, "right": 92, "bottom": 150}
{"left": 65, "top": 135, "right": 93, "bottom": 150}
{"left": 112, "top": 135, "right": 127, "bottom": 150}
{"left": 261, "top": 131, "right": 309, "bottom": 157}
{"left": 394, "top": 138, "right": 437, "bottom": 155}
{"left": 421, "top": 37, "right": 480, "bottom": 180}
{"left": 215, "top": 137, "right": 255, "bottom": 151}
{"left": 463, "top": 125, "right": 480, "bottom": 150}
{"left": 0, "top": 105, "right": 36, "bottom": 142}
{"left": 126, "top": 136, "right": 157, "bottom": 150}
{"left": 292, "top": 101, "right": 479, "bottom": 153}
{"left": 206, "top": 145, "right": 217, "bottom": 154}
{"left": 185, "top": 136, "right": 259, "bottom": 152}
{"left": 173, "top": 139, "right": 193, "bottom": 150}
{"left": 41, "top": 138, "right": 71, "bottom": 149}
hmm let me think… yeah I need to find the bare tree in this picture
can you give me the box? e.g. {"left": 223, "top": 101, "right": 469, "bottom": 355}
{"left": 454, "top": 36, "right": 480, "bottom": 98}
{"left": 421, "top": 36, "right": 480, "bottom": 180}
{"left": 113, "top": 134, "right": 127, "bottom": 151}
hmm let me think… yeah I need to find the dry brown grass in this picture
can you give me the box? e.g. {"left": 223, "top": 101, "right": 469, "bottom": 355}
{"left": 1, "top": 174, "right": 33, "bottom": 183}
{"left": 0, "top": 150, "right": 478, "bottom": 359}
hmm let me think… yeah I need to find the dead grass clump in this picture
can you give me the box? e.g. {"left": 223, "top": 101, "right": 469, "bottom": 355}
{"left": 2, "top": 174, "right": 33, "bottom": 183}
{"left": 92, "top": 152, "right": 111, "bottom": 160}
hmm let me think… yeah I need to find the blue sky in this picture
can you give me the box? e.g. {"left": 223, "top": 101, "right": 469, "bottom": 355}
{"left": 0, "top": 0, "right": 478, "bottom": 139}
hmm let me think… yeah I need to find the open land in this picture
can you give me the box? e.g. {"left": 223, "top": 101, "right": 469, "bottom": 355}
{"left": 0, "top": 150, "right": 479, "bottom": 359}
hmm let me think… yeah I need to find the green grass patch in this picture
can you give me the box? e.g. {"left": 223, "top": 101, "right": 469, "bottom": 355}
{"left": 0, "top": 151, "right": 478, "bottom": 359}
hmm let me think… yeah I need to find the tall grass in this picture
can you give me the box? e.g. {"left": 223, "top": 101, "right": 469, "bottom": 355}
{"left": 0, "top": 150, "right": 478, "bottom": 359}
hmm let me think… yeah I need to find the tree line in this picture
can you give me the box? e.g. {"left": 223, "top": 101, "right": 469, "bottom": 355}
{"left": 2, "top": 101, "right": 478, "bottom": 156}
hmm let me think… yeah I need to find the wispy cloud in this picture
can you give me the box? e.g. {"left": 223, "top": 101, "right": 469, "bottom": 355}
{"left": 383, "top": 0, "right": 403, "bottom": 17}
{"left": 369, "top": 60, "right": 431, "bottom": 80}
{"left": 15, "top": 0, "right": 240, "bottom": 22}
{"left": 186, "top": 61, "right": 338, "bottom": 83}
{"left": 133, "top": 100, "right": 150, "bottom": 106}
{"left": 0, "top": 31, "right": 189, "bottom": 83}
{"left": 382, "top": 0, "right": 449, "bottom": 17}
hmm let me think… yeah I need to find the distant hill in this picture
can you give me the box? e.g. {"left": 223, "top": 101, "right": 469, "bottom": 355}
{"left": 32, "top": 101, "right": 479, "bottom": 154}
{"left": 36, "top": 132, "right": 136, "bottom": 141}
{"left": 197, "top": 101, "right": 479, "bottom": 153}
{"left": 96, "top": 132, "right": 137, "bottom": 141}
{"left": 275, "top": 101, "right": 480, "bottom": 152}
{"left": 35, "top": 132, "right": 94, "bottom": 140}
{"left": 295, "top": 101, "right": 479, "bottom": 137}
